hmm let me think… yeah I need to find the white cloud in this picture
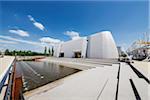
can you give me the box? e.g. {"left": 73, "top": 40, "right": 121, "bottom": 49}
{"left": 0, "top": 39, "right": 18, "bottom": 44}
{"left": 64, "top": 31, "right": 80, "bottom": 40}
{"left": 28, "top": 15, "right": 35, "bottom": 22}
{"left": 33, "top": 22, "right": 45, "bottom": 31}
{"left": 40, "top": 37, "right": 61, "bottom": 44}
{"left": 9, "top": 29, "right": 29, "bottom": 37}
{"left": 0, "top": 35, "right": 59, "bottom": 52}
{"left": 0, "top": 35, "right": 43, "bottom": 47}
{"left": 0, "top": 35, "right": 58, "bottom": 48}
{"left": 28, "top": 15, "right": 45, "bottom": 31}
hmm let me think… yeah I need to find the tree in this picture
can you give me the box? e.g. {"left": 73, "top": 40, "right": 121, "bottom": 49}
{"left": 44, "top": 46, "right": 47, "bottom": 56}
{"left": 52, "top": 47, "right": 54, "bottom": 56}
{"left": 12, "top": 50, "right": 16, "bottom": 56}
{"left": 5, "top": 49, "right": 10, "bottom": 55}
{"left": 48, "top": 48, "right": 51, "bottom": 56}
{"left": 3, "top": 49, "right": 45, "bottom": 56}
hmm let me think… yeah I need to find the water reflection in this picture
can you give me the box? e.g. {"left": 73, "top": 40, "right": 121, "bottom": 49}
{"left": 16, "top": 61, "right": 80, "bottom": 92}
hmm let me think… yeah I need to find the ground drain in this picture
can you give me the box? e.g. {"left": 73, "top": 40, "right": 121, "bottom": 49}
{"left": 127, "top": 62, "right": 150, "bottom": 84}
{"left": 115, "top": 63, "right": 121, "bottom": 100}
{"left": 129, "top": 79, "right": 141, "bottom": 100}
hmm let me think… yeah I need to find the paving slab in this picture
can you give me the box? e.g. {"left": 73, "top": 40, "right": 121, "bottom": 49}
{"left": 132, "top": 61, "right": 150, "bottom": 80}
{"left": 132, "top": 78, "right": 150, "bottom": 100}
{"left": 0, "top": 56, "right": 15, "bottom": 78}
{"left": 118, "top": 63, "right": 136, "bottom": 100}
{"left": 98, "top": 79, "right": 117, "bottom": 100}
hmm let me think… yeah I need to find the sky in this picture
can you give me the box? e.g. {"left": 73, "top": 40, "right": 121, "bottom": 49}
{"left": 0, "top": 0, "right": 149, "bottom": 52}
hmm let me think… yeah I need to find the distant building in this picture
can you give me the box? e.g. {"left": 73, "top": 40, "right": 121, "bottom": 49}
{"left": 117, "top": 46, "right": 126, "bottom": 57}
{"left": 117, "top": 46, "right": 122, "bottom": 56}
{"left": 127, "top": 40, "right": 150, "bottom": 60}
{"left": 54, "top": 31, "right": 119, "bottom": 59}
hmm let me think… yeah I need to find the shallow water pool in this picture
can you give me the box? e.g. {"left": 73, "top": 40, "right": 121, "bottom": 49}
{"left": 16, "top": 61, "right": 80, "bottom": 92}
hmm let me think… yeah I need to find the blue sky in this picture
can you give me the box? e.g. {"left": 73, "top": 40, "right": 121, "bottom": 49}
{"left": 0, "top": 1, "right": 149, "bottom": 52}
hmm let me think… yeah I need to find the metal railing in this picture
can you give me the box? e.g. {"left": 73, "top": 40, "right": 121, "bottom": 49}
{"left": 4, "top": 60, "right": 16, "bottom": 100}
{"left": 0, "top": 58, "right": 24, "bottom": 100}
{"left": 0, "top": 64, "right": 12, "bottom": 93}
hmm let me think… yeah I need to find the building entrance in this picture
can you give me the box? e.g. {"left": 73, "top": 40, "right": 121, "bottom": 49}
{"left": 59, "top": 52, "right": 64, "bottom": 57}
{"left": 74, "top": 52, "right": 81, "bottom": 58}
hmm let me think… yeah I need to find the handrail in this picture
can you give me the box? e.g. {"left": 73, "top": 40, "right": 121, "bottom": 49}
{"left": 0, "top": 66, "right": 11, "bottom": 93}
{"left": 0, "top": 59, "right": 15, "bottom": 93}
{"left": 4, "top": 59, "right": 16, "bottom": 100}
{"left": 4, "top": 66, "right": 14, "bottom": 100}
{"left": 0, "top": 57, "right": 24, "bottom": 100}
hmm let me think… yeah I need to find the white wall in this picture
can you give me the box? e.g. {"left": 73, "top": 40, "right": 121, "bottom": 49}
{"left": 81, "top": 38, "right": 88, "bottom": 58}
{"left": 55, "top": 38, "right": 87, "bottom": 58}
{"left": 87, "top": 31, "right": 118, "bottom": 59}
{"left": 54, "top": 43, "right": 61, "bottom": 57}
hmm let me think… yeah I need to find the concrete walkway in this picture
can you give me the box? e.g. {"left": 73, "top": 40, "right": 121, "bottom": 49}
{"left": 25, "top": 65, "right": 119, "bottom": 100}
{"left": 24, "top": 58, "right": 150, "bottom": 100}
{"left": 0, "top": 56, "right": 15, "bottom": 82}
{"left": 39, "top": 57, "right": 118, "bottom": 70}
{"left": 132, "top": 60, "right": 150, "bottom": 80}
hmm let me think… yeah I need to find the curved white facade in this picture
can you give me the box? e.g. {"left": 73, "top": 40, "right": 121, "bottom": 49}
{"left": 54, "top": 31, "right": 118, "bottom": 59}
{"left": 87, "top": 31, "right": 118, "bottom": 59}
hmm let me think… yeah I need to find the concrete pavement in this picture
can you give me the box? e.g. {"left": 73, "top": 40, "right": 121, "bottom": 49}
{"left": 23, "top": 57, "right": 149, "bottom": 100}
